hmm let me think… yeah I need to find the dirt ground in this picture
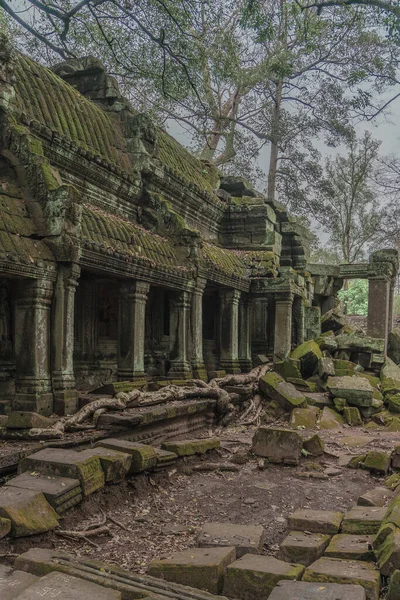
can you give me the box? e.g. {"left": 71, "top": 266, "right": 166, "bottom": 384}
{"left": 1, "top": 420, "right": 398, "bottom": 574}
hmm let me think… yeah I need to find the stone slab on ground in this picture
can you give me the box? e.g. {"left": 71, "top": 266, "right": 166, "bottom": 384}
{"left": 6, "top": 411, "right": 55, "bottom": 429}
{"left": 319, "top": 407, "right": 344, "bottom": 429}
{"left": 5, "top": 472, "right": 82, "bottom": 514}
{"left": 0, "top": 565, "right": 39, "bottom": 600}
{"left": 148, "top": 546, "right": 236, "bottom": 594}
{"left": 341, "top": 506, "right": 386, "bottom": 535}
{"left": 361, "top": 451, "right": 391, "bottom": 475}
{"left": 304, "top": 393, "right": 333, "bottom": 409}
{"left": 14, "top": 571, "right": 122, "bottom": 600}
{"left": 268, "top": 580, "right": 366, "bottom": 600}
{"left": 0, "top": 486, "right": 59, "bottom": 537}
{"left": 289, "top": 408, "right": 318, "bottom": 429}
{"left": 223, "top": 554, "right": 304, "bottom": 600}
{"left": 324, "top": 534, "right": 374, "bottom": 561}
{"left": 302, "top": 557, "right": 380, "bottom": 600}
{"left": 358, "top": 487, "right": 393, "bottom": 507}
{"left": 78, "top": 447, "right": 132, "bottom": 483}
{"left": 19, "top": 448, "right": 105, "bottom": 497}
{"left": 259, "top": 372, "right": 307, "bottom": 411}
{"left": 390, "top": 443, "right": 400, "bottom": 470}
{"left": 302, "top": 434, "right": 324, "bottom": 456}
{"left": 252, "top": 427, "right": 302, "bottom": 465}
{"left": 326, "top": 376, "right": 373, "bottom": 407}
{"left": 94, "top": 438, "right": 157, "bottom": 473}
{"left": 161, "top": 438, "right": 220, "bottom": 457}
{"left": 280, "top": 531, "right": 331, "bottom": 566}
{"left": 197, "top": 522, "right": 265, "bottom": 557}
{"left": 288, "top": 509, "right": 344, "bottom": 534}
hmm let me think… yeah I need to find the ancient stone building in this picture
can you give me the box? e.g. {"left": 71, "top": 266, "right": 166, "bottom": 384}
{"left": 0, "top": 36, "right": 397, "bottom": 416}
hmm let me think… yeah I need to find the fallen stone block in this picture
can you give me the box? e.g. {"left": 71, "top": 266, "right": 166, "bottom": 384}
{"left": 341, "top": 506, "right": 385, "bottom": 535}
{"left": 0, "top": 487, "right": 59, "bottom": 537}
{"left": 14, "top": 570, "right": 122, "bottom": 600}
{"left": 268, "top": 580, "right": 366, "bottom": 600}
{"left": 291, "top": 341, "right": 322, "bottom": 379}
{"left": 335, "top": 334, "right": 384, "bottom": 355}
{"left": 0, "top": 564, "right": 38, "bottom": 600}
{"left": 385, "top": 417, "right": 400, "bottom": 432}
{"left": 223, "top": 554, "right": 304, "bottom": 600}
{"left": 373, "top": 522, "right": 400, "bottom": 576}
{"left": 5, "top": 472, "right": 82, "bottom": 514}
{"left": 148, "top": 546, "right": 236, "bottom": 594}
{"left": 358, "top": 487, "right": 393, "bottom": 507}
{"left": 356, "top": 372, "right": 380, "bottom": 387}
{"left": 324, "top": 534, "right": 374, "bottom": 561}
{"left": 387, "top": 568, "right": 400, "bottom": 600}
{"left": 302, "top": 557, "right": 380, "bottom": 600}
{"left": 161, "top": 438, "right": 220, "bottom": 457}
{"left": 333, "top": 359, "right": 357, "bottom": 373}
{"left": 381, "top": 358, "right": 400, "bottom": 397}
{"left": 319, "top": 407, "right": 344, "bottom": 429}
{"left": 6, "top": 411, "right": 55, "bottom": 429}
{"left": 252, "top": 427, "right": 303, "bottom": 465}
{"left": 289, "top": 407, "right": 319, "bottom": 429}
{"left": 259, "top": 372, "right": 307, "bottom": 411}
{"left": 333, "top": 397, "right": 347, "bottom": 413}
{"left": 390, "top": 443, "right": 400, "bottom": 470}
{"left": 197, "top": 523, "right": 264, "bottom": 558}
{"left": 288, "top": 509, "right": 344, "bottom": 535}
{"left": 304, "top": 392, "right": 333, "bottom": 409}
{"left": 344, "top": 407, "right": 363, "bottom": 426}
{"left": 303, "top": 434, "right": 324, "bottom": 456}
{"left": 275, "top": 358, "right": 302, "bottom": 380}
{"left": 326, "top": 376, "right": 373, "bottom": 407}
{"left": 386, "top": 394, "right": 400, "bottom": 414}
{"left": 280, "top": 531, "right": 331, "bottom": 566}
{"left": 95, "top": 438, "right": 157, "bottom": 473}
{"left": 321, "top": 310, "right": 346, "bottom": 333}
{"left": 318, "top": 357, "right": 335, "bottom": 381}
{"left": 19, "top": 448, "right": 105, "bottom": 497}
{"left": 371, "top": 354, "right": 385, "bottom": 371}
{"left": 361, "top": 451, "right": 391, "bottom": 475}
{"left": 385, "top": 473, "right": 400, "bottom": 491}
{"left": 78, "top": 447, "right": 132, "bottom": 483}
{"left": 154, "top": 448, "right": 178, "bottom": 471}
{"left": 0, "top": 516, "right": 11, "bottom": 538}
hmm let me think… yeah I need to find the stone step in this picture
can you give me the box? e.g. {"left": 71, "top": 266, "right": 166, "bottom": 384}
{"left": 302, "top": 557, "right": 380, "bottom": 600}
{"left": 288, "top": 509, "right": 344, "bottom": 535}
{"left": 357, "top": 486, "right": 393, "bottom": 507}
{"left": 197, "top": 522, "right": 265, "bottom": 557}
{"left": 0, "top": 564, "right": 38, "bottom": 600}
{"left": 324, "top": 534, "right": 375, "bottom": 561}
{"left": 0, "top": 486, "right": 59, "bottom": 537}
{"left": 78, "top": 447, "right": 132, "bottom": 483}
{"left": 13, "top": 571, "right": 121, "bottom": 600}
{"left": 279, "top": 531, "right": 331, "bottom": 566}
{"left": 94, "top": 438, "right": 157, "bottom": 473}
{"left": 15, "top": 548, "right": 230, "bottom": 600}
{"left": 341, "top": 506, "right": 386, "bottom": 535}
{"left": 161, "top": 438, "right": 220, "bottom": 457}
{"left": 5, "top": 472, "right": 82, "bottom": 514}
{"left": 268, "top": 580, "right": 366, "bottom": 599}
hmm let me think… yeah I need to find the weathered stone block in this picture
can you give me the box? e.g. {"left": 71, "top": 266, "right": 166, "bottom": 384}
{"left": 268, "top": 580, "right": 366, "bottom": 600}
{"left": 259, "top": 372, "right": 307, "bottom": 411}
{"left": 6, "top": 411, "right": 55, "bottom": 429}
{"left": 161, "top": 438, "right": 220, "bottom": 457}
{"left": 289, "top": 407, "right": 318, "bottom": 429}
{"left": 387, "top": 569, "right": 400, "bottom": 600}
{"left": 0, "top": 487, "right": 59, "bottom": 537}
{"left": 344, "top": 407, "right": 363, "bottom": 426}
{"left": 362, "top": 451, "right": 391, "bottom": 475}
{"left": 198, "top": 523, "right": 265, "bottom": 557}
{"left": 19, "top": 448, "right": 105, "bottom": 497}
{"left": 333, "top": 397, "right": 347, "bottom": 413}
{"left": 223, "top": 554, "right": 304, "bottom": 600}
{"left": 321, "top": 310, "right": 346, "bottom": 333}
{"left": 319, "top": 407, "right": 344, "bottom": 429}
{"left": 302, "top": 557, "right": 380, "bottom": 600}
{"left": 95, "top": 438, "right": 157, "bottom": 473}
{"left": 252, "top": 427, "right": 303, "bottom": 465}
{"left": 358, "top": 487, "right": 393, "bottom": 507}
{"left": 373, "top": 522, "right": 400, "bottom": 576}
{"left": 318, "top": 357, "right": 335, "bottom": 381}
{"left": 381, "top": 358, "right": 400, "bottom": 396}
{"left": 275, "top": 358, "right": 302, "bottom": 380}
{"left": 280, "top": 531, "right": 331, "bottom": 566}
{"left": 0, "top": 516, "right": 11, "bottom": 538}
{"left": 288, "top": 510, "right": 344, "bottom": 534}
{"left": 0, "top": 564, "right": 38, "bottom": 600}
{"left": 78, "top": 447, "right": 132, "bottom": 483}
{"left": 304, "top": 392, "right": 333, "bottom": 409}
{"left": 291, "top": 341, "right": 322, "bottom": 379}
{"left": 303, "top": 434, "right": 324, "bottom": 456}
{"left": 154, "top": 448, "right": 178, "bottom": 470}
{"left": 14, "top": 570, "right": 122, "bottom": 600}
{"left": 148, "top": 546, "right": 236, "bottom": 594}
{"left": 385, "top": 473, "right": 400, "bottom": 491}
{"left": 5, "top": 472, "right": 82, "bottom": 513}
{"left": 341, "top": 506, "right": 385, "bottom": 535}
{"left": 324, "top": 534, "right": 374, "bottom": 561}
{"left": 326, "top": 376, "right": 373, "bottom": 407}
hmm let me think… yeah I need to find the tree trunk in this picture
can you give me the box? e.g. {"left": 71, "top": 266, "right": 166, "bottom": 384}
{"left": 267, "top": 78, "right": 283, "bottom": 203}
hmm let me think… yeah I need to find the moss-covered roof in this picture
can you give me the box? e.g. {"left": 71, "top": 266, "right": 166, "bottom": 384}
{"left": 203, "top": 243, "right": 278, "bottom": 279}
{"left": 0, "top": 185, "right": 54, "bottom": 265}
{"left": 81, "top": 204, "right": 192, "bottom": 273}
{"left": 13, "top": 54, "right": 219, "bottom": 194}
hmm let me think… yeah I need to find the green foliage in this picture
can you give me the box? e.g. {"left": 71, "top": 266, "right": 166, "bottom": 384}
{"left": 338, "top": 279, "right": 368, "bottom": 315}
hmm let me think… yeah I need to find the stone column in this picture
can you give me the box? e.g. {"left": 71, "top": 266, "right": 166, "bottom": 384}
{"left": 117, "top": 280, "right": 150, "bottom": 381}
{"left": 388, "top": 278, "right": 396, "bottom": 337}
{"left": 219, "top": 288, "right": 241, "bottom": 374}
{"left": 190, "top": 278, "right": 207, "bottom": 381}
{"left": 274, "top": 293, "right": 293, "bottom": 361}
{"left": 239, "top": 295, "right": 252, "bottom": 373}
{"left": 52, "top": 264, "right": 80, "bottom": 415}
{"left": 251, "top": 297, "right": 269, "bottom": 355}
{"left": 367, "top": 277, "right": 390, "bottom": 347}
{"left": 14, "top": 278, "right": 54, "bottom": 415}
{"left": 168, "top": 290, "right": 192, "bottom": 379}
{"left": 292, "top": 296, "right": 306, "bottom": 348}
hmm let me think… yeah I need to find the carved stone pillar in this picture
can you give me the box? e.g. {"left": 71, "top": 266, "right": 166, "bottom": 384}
{"left": 388, "top": 278, "right": 396, "bottom": 337}
{"left": 52, "top": 264, "right": 80, "bottom": 415}
{"left": 274, "top": 293, "right": 293, "bottom": 361}
{"left": 191, "top": 278, "right": 207, "bottom": 381}
{"left": 239, "top": 295, "right": 252, "bottom": 373}
{"left": 292, "top": 296, "right": 305, "bottom": 348}
{"left": 367, "top": 277, "right": 390, "bottom": 348}
{"left": 219, "top": 288, "right": 241, "bottom": 374}
{"left": 251, "top": 297, "right": 269, "bottom": 355}
{"left": 168, "top": 290, "right": 192, "bottom": 379}
{"left": 14, "top": 278, "right": 54, "bottom": 415}
{"left": 118, "top": 281, "right": 150, "bottom": 381}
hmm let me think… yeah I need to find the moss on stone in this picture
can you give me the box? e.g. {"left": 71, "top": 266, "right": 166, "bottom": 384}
{"left": 362, "top": 451, "right": 391, "bottom": 475}
{"left": 385, "top": 473, "right": 400, "bottom": 491}
{"left": 162, "top": 438, "right": 220, "bottom": 457}
{"left": 344, "top": 406, "right": 362, "bottom": 426}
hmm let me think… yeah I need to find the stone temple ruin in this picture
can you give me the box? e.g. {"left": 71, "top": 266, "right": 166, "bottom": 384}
{"left": 2, "top": 35, "right": 400, "bottom": 600}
